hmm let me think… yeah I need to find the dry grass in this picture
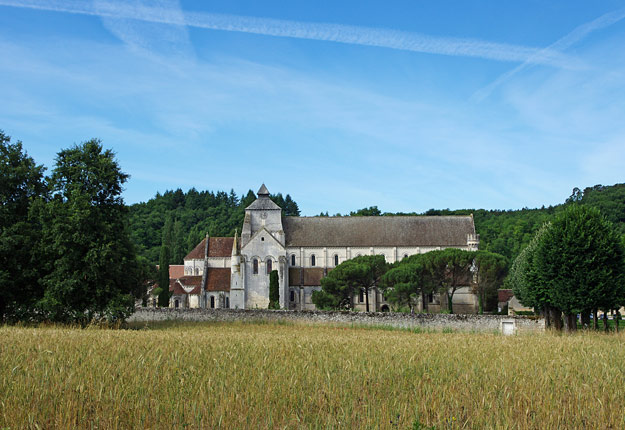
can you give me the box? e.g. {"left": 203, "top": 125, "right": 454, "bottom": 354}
{"left": 1, "top": 321, "right": 624, "bottom": 429}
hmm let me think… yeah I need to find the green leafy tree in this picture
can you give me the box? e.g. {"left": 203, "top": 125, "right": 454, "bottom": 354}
{"left": 37, "top": 139, "right": 141, "bottom": 322}
{"left": 157, "top": 243, "right": 171, "bottom": 307}
{"left": 269, "top": 270, "right": 279, "bottom": 309}
{"left": 313, "top": 255, "right": 388, "bottom": 312}
{"left": 349, "top": 206, "right": 382, "bottom": 216}
{"left": 0, "top": 131, "right": 47, "bottom": 321}
{"left": 425, "top": 249, "right": 475, "bottom": 314}
{"left": 471, "top": 251, "right": 508, "bottom": 314}
{"left": 534, "top": 205, "right": 625, "bottom": 332}
{"left": 507, "top": 223, "right": 559, "bottom": 327}
{"left": 381, "top": 260, "right": 429, "bottom": 313}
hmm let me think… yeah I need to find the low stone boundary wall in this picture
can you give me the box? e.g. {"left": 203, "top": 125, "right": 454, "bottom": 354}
{"left": 129, "top": 308, "right": 544, "bottom": 333}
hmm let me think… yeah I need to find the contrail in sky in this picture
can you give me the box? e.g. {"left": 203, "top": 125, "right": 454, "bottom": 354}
{"left": 472, "top": 7, "right": 625, "bottom": 102}
{"left": 0, "top": 0, "right": 578, "bottom": 68}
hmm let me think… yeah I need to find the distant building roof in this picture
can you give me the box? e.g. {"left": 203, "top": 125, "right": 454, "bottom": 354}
{"left": 257, "top": 183, "right": 269, "bottom": 196}
{"left": 169, "top": 265, "right": 184, "bottom": 279}
{"left": 170, "top": 269, "right": 231, "bottom": 294}
{"left": 283, "top": 216, "right": 476, "bottom": 247}
{"left": 245, "top": 195, "right": 281, "bottom": 211}
{"left": 185, "top": 237, "right": 234, "bottom": 260}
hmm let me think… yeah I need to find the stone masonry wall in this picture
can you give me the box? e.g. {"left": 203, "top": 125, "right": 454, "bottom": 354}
{"left": 128, "top": 308, "right": 545, "bottom": 332}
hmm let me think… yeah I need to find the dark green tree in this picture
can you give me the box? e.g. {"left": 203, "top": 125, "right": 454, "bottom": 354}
{"left": 172, "top": 219, "right": 185, "bottom": 264}
{"left": 381, "top": 259, "right": 431, "bottom": 313}
{"left": 349, "top": 206, "right": 382, "bottom": 216}
{"left": 471, "top": 251, "right": 508, "bottom": 314}
{"left": 0, "top": 131, "right": 47, "bottom": 321}
{"left": 37, "top": 139, "right": 142, "bottom": 322}
{"left": 156, "top": 243, "right": 171, "bottom": 307}
{"left": 507, "top": 223, "right": 560, "bottom": 327}
{"left": 534, "top": 205, "right": 625, "bottom": 332}
{"left": 313, "top": 255, "right": 388, "bottom": 312}
{"left": 269, "top": 270, "right": 279, "bottom": 309}
{"left": 425, "top": 249, "right": 475, "bottom": 314}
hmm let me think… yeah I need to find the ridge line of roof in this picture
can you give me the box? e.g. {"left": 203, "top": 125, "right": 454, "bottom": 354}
{"left": 285, "top": 215, "right": 474, "bottom": 219}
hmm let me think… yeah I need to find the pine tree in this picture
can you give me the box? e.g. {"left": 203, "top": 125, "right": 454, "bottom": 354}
{"left": 269, "top": 270, "right": 280, "bottom": 309}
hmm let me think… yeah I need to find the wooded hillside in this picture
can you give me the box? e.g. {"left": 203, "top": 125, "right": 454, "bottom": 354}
{"left": 128, "top": 183, "right": 625, "bottom": 265}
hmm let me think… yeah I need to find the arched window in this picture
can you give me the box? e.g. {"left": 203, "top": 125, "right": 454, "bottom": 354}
{"left": 253, "top": 258, "right": 259, "bottom": 274}
{"left": 225, "top": 297, "right": 230, "bottom": 308}
{"left": 290, "top": 290, "right": 295, "bottom": 302}
{"left": 334, "top": 255, "right": 339, "bottom": 266}
{"left": 403, "top": 254, "right": 409, "bottom": 259}
{"left": 210, "top": 296, "right": 215, "bottom": 308}
{"left": 291, "top": 254, "right": 296, "bottom": 266}
{"left": 311, "top": 254, "right": 316, "bottom": 267}
{"left": 266, "top": 259, "right": 273, "bottom": 274}
{"left": 195, "top": 267, "right": 199, "bottom": 275}
{"left": 174, "top": 299, "right": 179, "bottom": 309}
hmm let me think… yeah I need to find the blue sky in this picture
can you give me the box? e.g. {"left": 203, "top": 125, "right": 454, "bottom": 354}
{"left": 1, "top": 1, "right": 625, "bottom": 215}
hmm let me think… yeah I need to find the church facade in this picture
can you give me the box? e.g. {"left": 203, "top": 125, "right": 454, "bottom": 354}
{"left": 168, "top": 184, "right": 480, "bottom": 313}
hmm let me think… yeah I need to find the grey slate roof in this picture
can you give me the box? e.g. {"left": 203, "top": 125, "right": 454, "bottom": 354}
{"left": 283, "top": 216, "right": 475, "bottom": 247}
{"left": 246, "top": 195, "right": 282, "bottom": 211}
{"left": 257, "top": 184, "right": 269, "bottom": 195}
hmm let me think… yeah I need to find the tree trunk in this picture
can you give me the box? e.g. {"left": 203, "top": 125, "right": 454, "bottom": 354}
{"left": 447, "top": 289, "right": 454, "bottom": 314}
{"left": 550, "top": 307, "right": 563, "bottom": 331}
{"left": 478, "top": 292, "right": 484, "bottom": 315}
{"left": 563, "top": 313, "right": 577, "bottom": 333}
{"left": 593, "top": 308, "right": 599, "bottom": 330}
{"left": 365, "top": 288, "right": 370, "bottom": 312}
{"left": 615, "top": 310, "right": 620, "bottom": 333}
{"left": 421, "top": 291, "right": 427, "bottom": 313}
{"left": 544, "top": 306, "right": 551, "bottom": 329}
{"left": 580, "top": 311, "right": 591, "bottom": 329}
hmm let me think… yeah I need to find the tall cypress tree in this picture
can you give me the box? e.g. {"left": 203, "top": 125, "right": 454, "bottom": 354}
{"left": 269, "top": 270, "right": 280, "bottom": 309}
{"left": 157, "top": 244, "right": 171, "bottom": 307}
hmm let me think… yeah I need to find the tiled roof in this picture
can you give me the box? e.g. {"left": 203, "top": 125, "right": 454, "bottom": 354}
{"left": 173, "top": 270, "right": 231, "bottom": 294}
{"left": 283, "top": 216, "right": 476, "bottom": 247}
{"left": 171, "top": 280, "right": 188, "bottom": 295}
{"left": 169, "top": 265, "right": 184, "bottom": 279}
{"left": 185, "top": 237, "right": 234, "bottom": 260}
{"left": 498, "top": 289, "right": 515, "bottom": 303}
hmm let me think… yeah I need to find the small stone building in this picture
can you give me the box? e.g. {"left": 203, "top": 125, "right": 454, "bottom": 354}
{"left": 167, "top": 184, "right": 481, "bottom": 313}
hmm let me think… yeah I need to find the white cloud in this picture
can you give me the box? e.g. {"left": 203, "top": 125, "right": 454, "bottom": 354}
{"left": 473, "top": 6, "right": 625, "bottom": 101}
{"left": 0, "top": 0, "right": 577, "bottom": 67}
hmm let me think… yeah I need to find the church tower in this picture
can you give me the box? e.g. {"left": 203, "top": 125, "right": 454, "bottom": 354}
{"left": 236, "top": 184, "right": 288, "bottom": 309}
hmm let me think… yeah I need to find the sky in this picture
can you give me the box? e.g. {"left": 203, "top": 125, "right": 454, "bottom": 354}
{"left": 1, "top": 1, "right": 625, "bottom": 215}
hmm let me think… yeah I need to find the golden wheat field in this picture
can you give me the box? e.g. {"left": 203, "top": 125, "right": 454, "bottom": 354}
{"left": 1, "top": 321, "right": 624, "bottom": 430}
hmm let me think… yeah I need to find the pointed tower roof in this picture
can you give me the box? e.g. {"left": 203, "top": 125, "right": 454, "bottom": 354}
{"left": 246, "top": 183, "right": 281, "bottom": 210}
{"left": 232, "top": 229, "right": 239, "bottom": 255}
{"left": 257, "top": 183, "right": 269, "bottom": 196}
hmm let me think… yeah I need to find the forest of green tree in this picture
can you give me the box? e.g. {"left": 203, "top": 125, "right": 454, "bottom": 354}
{"left": 129, "top": 183, "right": 625, "bottom": 265}
{"left": 128, "top": 188, "right": 300, "bottom": 264}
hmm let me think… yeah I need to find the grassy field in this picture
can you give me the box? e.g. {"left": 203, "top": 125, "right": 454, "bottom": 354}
{"left": 1, "top": 321, "right": 624, "bottom": 429}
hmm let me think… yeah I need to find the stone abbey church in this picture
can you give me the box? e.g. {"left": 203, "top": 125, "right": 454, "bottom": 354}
{"left": 166, "top": 185, "right": 480, "bottom": 313}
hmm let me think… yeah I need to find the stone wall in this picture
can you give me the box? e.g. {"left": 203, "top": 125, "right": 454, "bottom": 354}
{"left": 128, "top": 308, "right": 545, "bottom": 333}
